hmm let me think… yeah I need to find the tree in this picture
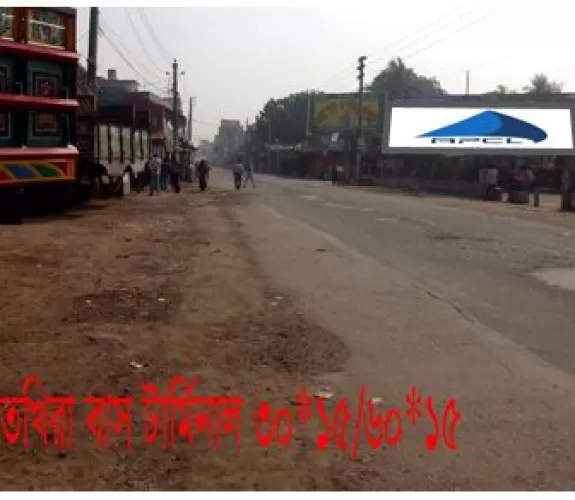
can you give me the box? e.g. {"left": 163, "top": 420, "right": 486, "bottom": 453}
{"left": 523, "top": 74, "right": 563, "bottom": 95}
{"left": 369, "top": 58, "right": 446, "bottom": 99}
{"left": 253, "top": 91, "right": 319, "bottom": 145}
{"left": 486, "top": 84, "right": 517, "bottom": 95}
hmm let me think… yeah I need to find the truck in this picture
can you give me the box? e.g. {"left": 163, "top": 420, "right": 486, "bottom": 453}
{"left": 77, "top": 96, "right": 151, "bottom": 198}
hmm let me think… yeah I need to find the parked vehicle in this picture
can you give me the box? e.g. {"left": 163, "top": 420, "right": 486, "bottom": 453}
{"left": 0, "top": 7, "right": 80, "bottom": 219}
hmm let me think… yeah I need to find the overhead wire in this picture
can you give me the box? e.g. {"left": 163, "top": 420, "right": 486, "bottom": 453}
{"left": 398, "top": 7, "right": 499, "bottom": 63}
{"left": 437, "top": 24, "right": 575, "bottom": 84}
{"left": 137, "top": 8, "right": 173, "bottom": 62}
{"left": 99, "top": 26, "right": 165, "bottom": 90}
{"left": 124, "top": 7, "right": 168, "bottom": 75}
{"left": 100, "top": 13, "right": 164, "bottom": 84}
{"left": 367, "top": 6, "right": 465, "bottom": 62}
{"left": 314, "top": 6, "right": 467, "bottom": 90}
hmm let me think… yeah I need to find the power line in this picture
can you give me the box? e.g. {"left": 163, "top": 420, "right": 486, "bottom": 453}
{"left": 77, "top": 29, "right": 88, "bottom": 45}
{"left": 99, "top": 27, "right": 164, "bottom": 89}
{"left": 437, "top": 27, "right": 575, "bottom": 82}
{"left": 367, "top": 6, "right": 465, "bottom": 62}
{"left": 400, "top": 8, "right": 499, "bottom": 63}
{"left": 137, "top": 8, "right": 172, "bottom": 61}
{"left": 124, "top": 8, "right": 167, "bottom": 75}
{"left": 100, "top": 14, "right": 164, "bottom": 83}
{"left": 315, "top": 6, "right": 466, "bottom": 90}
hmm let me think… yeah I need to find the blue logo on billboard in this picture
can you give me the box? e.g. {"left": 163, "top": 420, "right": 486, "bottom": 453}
{"left": 417, "top": 110, "right": 548, "bottom": 145}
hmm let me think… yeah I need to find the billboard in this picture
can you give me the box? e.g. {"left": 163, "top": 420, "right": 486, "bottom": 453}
{"left": 384, "top": 107, "right": 575, "bottom": 155}
{"left": 308, "top": 93, "right": 384, "bottom": 135}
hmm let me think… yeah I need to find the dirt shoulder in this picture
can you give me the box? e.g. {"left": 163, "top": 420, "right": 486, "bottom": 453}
{"left": 0, "top": 186, "right": 359, "bottom": 490}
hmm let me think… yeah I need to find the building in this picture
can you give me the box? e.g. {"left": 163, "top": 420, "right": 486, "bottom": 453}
{"left": 213, "top": 119, "right": 244, "bottom": 163}
{"left": 77, "top": 66, "right": 187, "bottom": 157}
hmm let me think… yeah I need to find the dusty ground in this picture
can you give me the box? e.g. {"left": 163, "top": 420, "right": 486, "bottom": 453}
{"left": 0, "top": 185, "right": 383, "bottom": 490}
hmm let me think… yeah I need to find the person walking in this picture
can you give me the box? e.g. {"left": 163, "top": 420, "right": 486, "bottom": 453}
{"left": 169, "top": 159, "right": 181, "bottom": 194}
{"left": 160, "top": 155, "right": 169, "bottom": 191}
{"left": 148, "top": 153, "right": 161, "bottom": 196}
{"left": 243, "top": 159, "right": 256, "bottom": 188}
{"left": 524, "top": 163, "right": 539, "bottom": 207}
{"left": 484, "top": 164, "right": 499, "bottom": 201}
{"left": 233, "top": 157, "right": 245, "bottom": 190}
{"left": 197, "top": 159, "right": 209, "bottom": 192}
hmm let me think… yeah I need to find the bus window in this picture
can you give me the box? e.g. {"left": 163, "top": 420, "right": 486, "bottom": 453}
{"left": 28, "top": 8, "right": 66, "bottom": 49}
{"left": 122, "top": 127, "right": 132, "bottom": 163}
{"left": 28, "top": 111, "right": 61, "bottom": 147}
{"left": 134, "top": 130, "right": 142, "bottom": 160}
{"left": 142, "top": 131, "right": 150, "bottom": 158}
{"left": 110, "top": 125, "right": 121, "bottom": 162}
{"left": 98, "top": 124, "right": 109, "bottom": 163}
{"left": 0, "top": 8, "right": 15, "bottom": 40}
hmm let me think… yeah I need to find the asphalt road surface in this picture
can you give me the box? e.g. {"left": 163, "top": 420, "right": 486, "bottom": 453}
{"left": 208, "top": 170, "right": 575, "bottom": 488}
{"left": 247, "top": 173, "right": 575, "bottom": 376}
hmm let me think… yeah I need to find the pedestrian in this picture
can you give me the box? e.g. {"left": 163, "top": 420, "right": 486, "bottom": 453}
{"left": 160, "top": 155, "right": 169, "bottom": 191}
{"left": 197, "top": 159, "right": 209, "bottom": 192}
{"left": 148, "top": 153, "right": 161, "bottom": 196}
{"left": 478, "top": 165, "right": 487, "bottom": 200}
{"left": 484, "top": 164, "right": 498, "bottom": 201}
{"left": 233, "top": 157, "right": 245, "bottom": 190}
{"left": 243, "top": 159, "right": 256, "bottom": 188}
{"left": 169, "top": 160, "right": 181, "bottom": 194}
{"left": 524, "top": 163, "right": 539, "bottom": 207}
{"left": 336, "top": 164, "right": 344, "bottom": 185}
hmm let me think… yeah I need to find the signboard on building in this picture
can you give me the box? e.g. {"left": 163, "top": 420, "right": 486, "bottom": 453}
{"left": 308, "top": 93, "right": 384, "bottom": 135}
{"left": 383, "top": 106, "right": 575, "bottom": 155}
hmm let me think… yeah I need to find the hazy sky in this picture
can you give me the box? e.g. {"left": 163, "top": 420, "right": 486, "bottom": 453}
{"left": 76, "top": 2, "right": 575, "bottom": 141}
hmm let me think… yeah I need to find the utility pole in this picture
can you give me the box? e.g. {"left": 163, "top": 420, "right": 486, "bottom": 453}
{"left": 465, "top": 70, "right": 470, "bottom": 95}
{"left": 87, "top": 7, "right": 99, "bottom": 93}
{"left": 169, "top": 59, "right": 184, "bottom": 163}
{"left": 171, "top": 59, "right": 178, "bottom": 161}
{"left": 355, "top": 55, "right": 367, "bottom": 182}
{"left": 244, "top": 117, "right": 248, "bottom": 158}
{"left": 187, "top": 96, "right": 193, "bottom": 144}
{"left": 267, "top": 106, "right": 272, "bottom": 173}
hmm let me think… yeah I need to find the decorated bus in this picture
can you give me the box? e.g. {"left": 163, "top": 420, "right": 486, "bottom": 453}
{"left": 0, "top": 7, "right": 79, "bottom": 213}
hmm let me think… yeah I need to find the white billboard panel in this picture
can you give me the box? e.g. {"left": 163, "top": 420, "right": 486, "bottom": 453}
{"left": 387, "top": 107, "right": 574, "bottom": 150}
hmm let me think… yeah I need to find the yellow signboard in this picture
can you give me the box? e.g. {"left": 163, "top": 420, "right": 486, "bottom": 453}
{"left": 309, "top": 93, "right": 383, "bottom": 134}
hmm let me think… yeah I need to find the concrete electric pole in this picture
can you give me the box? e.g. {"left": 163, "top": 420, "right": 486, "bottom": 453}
{"left": 355, "top": 55, "right": 367, "bottom": 182}
{"left": 87, "top": 7, "right": 99, "bottom": 93}
{"left": 170, "top": 59, "right": 184, "bottom": 162}
{"left": 267, "top": 106, "right": 272, "bottom": 173}
{"left": 171, "top": 59, "right": 179, "bottom": 161}
{"left": 465, "top": 70, "right": 470, "bottom": 95}
{"left": 187, "top": 96, "right": 193, "bottom": 144}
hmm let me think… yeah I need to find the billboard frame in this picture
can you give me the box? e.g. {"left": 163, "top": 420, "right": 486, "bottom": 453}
{"left": 381, "top": 99, "right": 575, "bottom": 156}
{"left": 307, "top": 92, "right": 385, "bottom": 136}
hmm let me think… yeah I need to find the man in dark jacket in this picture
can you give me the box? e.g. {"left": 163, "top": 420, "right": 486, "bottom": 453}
{"left": 160, "top": 155, "right": 169, "bottom": 191}
{"left": 169, "top": 160, "right": 181, "bottom": 194}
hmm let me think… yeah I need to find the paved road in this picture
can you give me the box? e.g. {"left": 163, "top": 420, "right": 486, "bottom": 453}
{"left": 242, "top": 173, "right": 575, "bottom": 376}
